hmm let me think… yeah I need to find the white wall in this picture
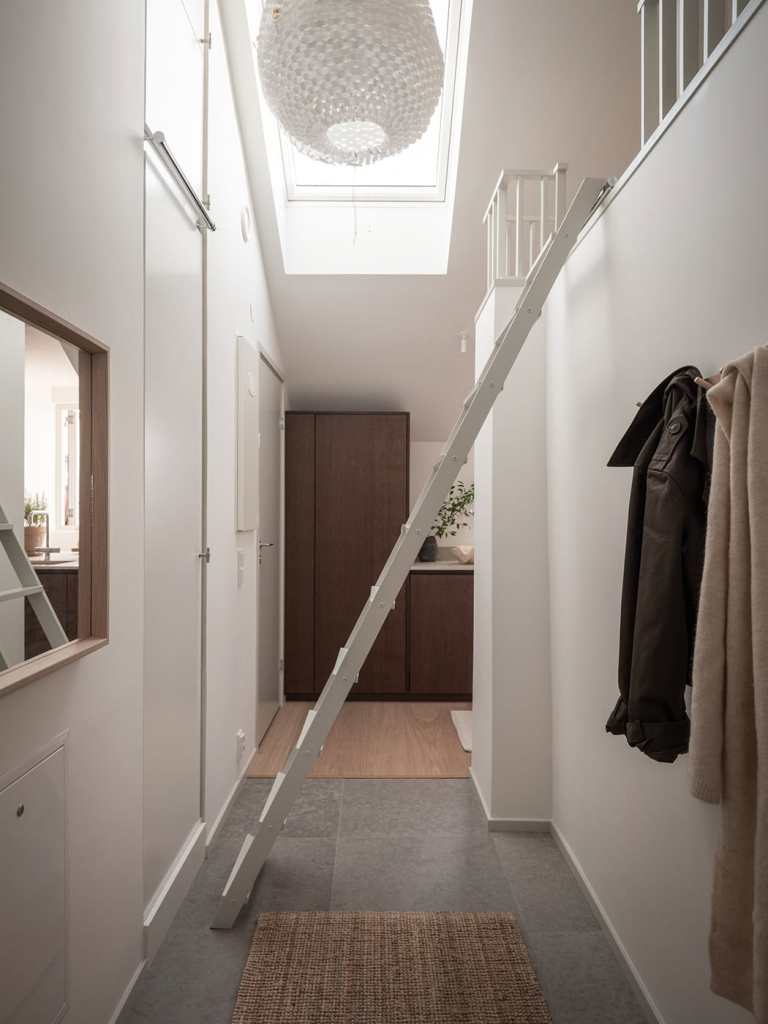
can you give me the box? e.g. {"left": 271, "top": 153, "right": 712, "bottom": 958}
{"left": 0, "top": 312, "right": 25, "bottom": 668}
{"left": 205, "top": 0, "right": 284, "bottom": 837}
{"left": 410, "top": 442, "right": 474, "bottom": 548}
{"left": 142, "top": 0, "right": 205, "bottom": 922}
{"left": 0, "top": 2, "right": 146, "bottom": 1021}
{"left": 140, "top": 0, "right": 285, "bottom": 955}
{"left": 545, "top": 9, "right": 768, "bottom": 1023}
{"left": 473, "top": 290, "right": 552, "bottom": 823}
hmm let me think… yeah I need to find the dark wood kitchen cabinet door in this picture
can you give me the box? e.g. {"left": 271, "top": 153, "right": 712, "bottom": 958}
{"left": 409, "top": 571, "right": 474, "bottom": 698}
{"left": 314, "top": 413, "right": 408, "bottom": 695}
{"left": 284, "top": 414, "right": 316, "bottom": 697}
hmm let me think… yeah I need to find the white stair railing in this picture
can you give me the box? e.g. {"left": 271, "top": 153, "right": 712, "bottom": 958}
{"left": 482, "top": 164, "right": 567, "bottom": 294}
{"left": 639, "top": 0, "right": 753, "bottom": 146}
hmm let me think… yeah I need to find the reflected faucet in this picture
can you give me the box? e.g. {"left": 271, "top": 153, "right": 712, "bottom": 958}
{"left": 34, "top": 511, "right": 60, "bottom": 563}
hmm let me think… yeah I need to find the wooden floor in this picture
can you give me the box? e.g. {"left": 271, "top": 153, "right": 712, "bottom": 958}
{"left": 247, "top": 701, "right": 472, "bottom": 779}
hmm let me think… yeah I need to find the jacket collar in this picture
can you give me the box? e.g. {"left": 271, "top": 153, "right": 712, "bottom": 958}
{"left": 608, "top": 366, "right": 702, "bottom": 467}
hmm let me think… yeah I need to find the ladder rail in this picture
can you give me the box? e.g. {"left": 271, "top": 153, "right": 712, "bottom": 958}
{"left": 212, "top": 177, "right": 608, "bottom": 929}
{"left": 0, "top": 503, "right": 69, "bottom": 659}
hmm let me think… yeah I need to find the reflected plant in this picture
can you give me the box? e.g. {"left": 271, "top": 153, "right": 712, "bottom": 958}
{"left": 24, "top": 493, "right": 47, "bottom": 526}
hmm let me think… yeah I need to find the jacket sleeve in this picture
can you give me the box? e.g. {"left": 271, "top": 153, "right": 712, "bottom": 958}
{"left": 624, "top": 468, "right": 692, "bottom": 762}
{"left": 689, "top": 422, "right": 729, "bottom": 803}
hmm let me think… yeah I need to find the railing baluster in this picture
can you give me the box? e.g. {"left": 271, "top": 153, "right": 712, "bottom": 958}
{"left": 678, "top": 0, "right": 702, "bottom": 93}
{"left": 554, "top": 164, "right": 567, "bottom": 229}
{"left": 485, "top": 212, "right": 492, "bottom": 293}
{"left": 539, "top": 177, "right": 546, "bottom": 250}
{"left": 494, "top": 192, "right": 503, "bottom": 283}
{"left": 514, "top": 177, "right": 524, "bottom": 280}
{"left": 528, "top": 221, "right": 537, "bottom": 271}
{"left": 704, "top": 0, "right": 726, "bottom": 55}
{"left": 491, "top": 197, "right": 498, "bottom": 284}
{"left": 659, "top": 0, "right": 677, "bottom": 116}
{"left": 482, "top": 165, "right": 567, "bottom": 288}
{"left": 497, "top": 182, "right": 508, "bottom": 278}
{"left": 639, "top": 0, "right": 660, "bottom": 144}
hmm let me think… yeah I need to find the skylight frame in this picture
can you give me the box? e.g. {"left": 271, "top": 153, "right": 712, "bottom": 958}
{"left": 276, "top": 0, "right": 465, "bottom": 205}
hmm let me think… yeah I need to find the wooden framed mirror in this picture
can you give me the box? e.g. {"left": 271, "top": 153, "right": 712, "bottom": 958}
{"left": 0, "top": 281, "right": 108, "bottom": 697}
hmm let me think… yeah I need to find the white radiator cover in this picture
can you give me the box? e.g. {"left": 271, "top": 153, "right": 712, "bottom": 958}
{"left": 0, "top": 741, "right": 68, "bottom": 1024}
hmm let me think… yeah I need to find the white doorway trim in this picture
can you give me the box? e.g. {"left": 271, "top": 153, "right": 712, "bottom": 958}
{"left": 258, "top": 348, "right": 287, "bottom": 715}
{"left": 256, "top": 350, "right": 286, "bottom": 747}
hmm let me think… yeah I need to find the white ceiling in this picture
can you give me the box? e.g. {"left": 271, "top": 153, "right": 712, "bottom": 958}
{"left": 223, "top": 0, "right": 640, "bottom": 441}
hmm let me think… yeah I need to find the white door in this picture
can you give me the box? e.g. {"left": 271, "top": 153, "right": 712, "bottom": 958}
{"left": 256, "top": 356, "right": 282, "bottom": 744}
{"left": 143, "top": 154, "right": 203, "bottom": 904}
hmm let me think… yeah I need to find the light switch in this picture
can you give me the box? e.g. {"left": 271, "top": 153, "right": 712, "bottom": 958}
{"left": 237, "top": 548, "right": 247, "bottom": 588}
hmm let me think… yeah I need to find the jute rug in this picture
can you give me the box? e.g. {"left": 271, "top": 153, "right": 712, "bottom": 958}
{"left": 233, "top": 911, "right": 551, "bottom": 1023}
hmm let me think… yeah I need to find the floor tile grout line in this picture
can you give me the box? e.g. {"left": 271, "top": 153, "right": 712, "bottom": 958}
{"left": 328, "top": 778, "right": 345, "bottom": 909}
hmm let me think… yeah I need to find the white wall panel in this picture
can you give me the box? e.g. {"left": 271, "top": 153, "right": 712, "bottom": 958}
{"left": 204, "top": 0, "right": 284, "bottom": 837}
{"left": 146, "top": 0, "right": 205, "bottom": 194}
{"left": 0, "top": 745, "right": 67, "bottom": 1024}
{"left": 0, "top": 3, "right": 145, "bottom": 1020}
{"left": 0, "top": 312, "right": 25, "bottom": 668}
{"left": 545, "top": 8, "right": 768, "bottom": 1022}
{"left": 143, "top": 153, "right": 203, "bottom": 906}
{"left": 473, "top": 289, "right": 552, "bottom": 823}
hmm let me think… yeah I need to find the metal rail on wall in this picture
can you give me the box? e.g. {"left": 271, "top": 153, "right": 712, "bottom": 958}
{"left": 144, "top": 123, "right": 216, "bottom": 232}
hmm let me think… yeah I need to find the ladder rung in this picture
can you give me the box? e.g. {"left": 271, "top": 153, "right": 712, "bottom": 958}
{"left": 297, "top": 709, "right": 316, "bottom": 747}
{"left": 259, "top": 772, "right": 286, "bottom": 822}
{"left": 0, "top": 523, "right": 13, "bottom": 532}
{"left": 0, "top": 584, "right": 42, "bottom": 603}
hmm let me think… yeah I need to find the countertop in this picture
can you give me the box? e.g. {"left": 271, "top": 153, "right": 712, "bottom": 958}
{"left": 30, "top": 556, "right": 79, "bottom": 573}
{"left": 411, "top": 560, "right": 474, "bottom": 572}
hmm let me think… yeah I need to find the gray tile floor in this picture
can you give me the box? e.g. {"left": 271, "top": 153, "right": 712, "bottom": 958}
{"left": 120, "top": 779, "right": 648, "bottom": 1024}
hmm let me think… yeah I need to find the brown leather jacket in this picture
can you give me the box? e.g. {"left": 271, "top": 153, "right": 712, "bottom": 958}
{"left": 606, "top": 367, "right": 712, "bottom": 763}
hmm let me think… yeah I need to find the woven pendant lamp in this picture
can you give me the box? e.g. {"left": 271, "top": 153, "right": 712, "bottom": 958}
{"left": 257, "top": 0, "right": 445, "bottom": 166}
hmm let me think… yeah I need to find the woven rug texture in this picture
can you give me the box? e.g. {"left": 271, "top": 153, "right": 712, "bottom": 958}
{"left": 233, "top": 911, "right": 551, "bottom": 1024}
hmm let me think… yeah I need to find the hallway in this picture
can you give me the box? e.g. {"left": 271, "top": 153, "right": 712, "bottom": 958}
{"left": 120, "top": 780, "right": 646, "bottom": 1024}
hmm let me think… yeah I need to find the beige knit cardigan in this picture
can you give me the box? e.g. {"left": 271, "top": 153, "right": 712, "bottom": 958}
{"left": 690, "top": 346, "right": 768, "bottom": 1021}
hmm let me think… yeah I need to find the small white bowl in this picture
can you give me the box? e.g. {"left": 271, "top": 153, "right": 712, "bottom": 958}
{"left": 452, "top": 545, "right": 475, "bottom": 564}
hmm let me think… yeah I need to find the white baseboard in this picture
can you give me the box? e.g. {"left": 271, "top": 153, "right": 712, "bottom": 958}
{"left": 143, "top": 820, "right": 206, "bottom": 962}
{"left": 470, "top": 767, "right": 663, "bottom": 1023}
{"left": 205, "top": 747, "right": 256, "bottom": 849}
{"left": 469, "top": 766, "right": 551, "bottom": 833}
{"left": 108, "top": 757, "right": 256, "bottom": 1022}
{"left": 551, "top": 823, "right": 666, "bottom": 1024}
{"left": 469, "top": 765, "right": 492, "bottom": 816}
{"left": 106, "top": 958, "right": 146, "bottom": 1024}
{"left": 487, "top": 817, "right": 552, "bottom": 833}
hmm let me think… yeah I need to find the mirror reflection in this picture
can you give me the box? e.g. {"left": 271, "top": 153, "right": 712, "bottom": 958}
{"left": 0, "top": 310, "right": 80, "bottom": 669}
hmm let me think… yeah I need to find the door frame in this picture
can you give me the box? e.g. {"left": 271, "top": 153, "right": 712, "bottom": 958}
{"left": 257, "top": 345, "right": 286, "bottom": 744}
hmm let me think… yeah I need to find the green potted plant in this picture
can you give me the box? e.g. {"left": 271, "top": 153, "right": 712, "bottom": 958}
{"left": 24, "top": 493, "right": 47, "bottom": 555}
{"left": 418, "top": 481, "right": 475, "bottom": 562}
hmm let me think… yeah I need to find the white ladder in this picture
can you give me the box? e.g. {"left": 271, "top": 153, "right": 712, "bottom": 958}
{"left": 212, "top": 176, "right": 608, "bottom": 929}
{"left": 0, "top": 503, "right": 68, "bottom": 670}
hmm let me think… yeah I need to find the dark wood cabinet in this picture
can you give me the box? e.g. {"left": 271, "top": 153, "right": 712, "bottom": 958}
{"left": 25, "top": 567, "right": 79, "bottom": 660}
{"left": 409, "top": 570, "right": 474, "bottom": 699}
{"left": 284, "top": 414, "right": 316, "bottom": 695}
{"left": 285, "top": 412, "right": 409, "bottom": 698}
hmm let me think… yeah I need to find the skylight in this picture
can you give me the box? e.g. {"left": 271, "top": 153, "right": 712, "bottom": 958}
{"left": 250, "top": 0, "right": 473, "bottom": 274}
